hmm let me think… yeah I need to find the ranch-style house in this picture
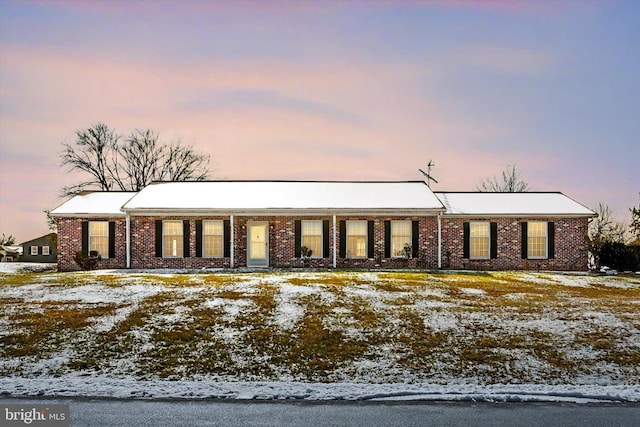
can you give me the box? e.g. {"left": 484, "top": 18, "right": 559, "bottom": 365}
{"left": 49, "top": 181, "right": 596, "bottom": 272}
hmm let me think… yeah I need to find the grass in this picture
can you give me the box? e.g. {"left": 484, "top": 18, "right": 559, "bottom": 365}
{"left": 0, "top": 270, "right": 638, "bottom": 383}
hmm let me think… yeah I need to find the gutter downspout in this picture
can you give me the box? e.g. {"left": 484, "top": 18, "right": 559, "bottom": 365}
{"left": 437, "top": 212, "right": 442, "bottom": 269}
{"left": 230, "top": 215, "right": 235, "bottom": 269}
{"left": 125, "top": 212, "right": 131, "bottom": 269}
{"left": 333, "top": 214, "right": 337, "bottom": 269}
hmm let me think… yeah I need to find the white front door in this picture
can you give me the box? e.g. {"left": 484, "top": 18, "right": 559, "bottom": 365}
{"left": 247, "top": 222, "right": 269, "bottom": 267}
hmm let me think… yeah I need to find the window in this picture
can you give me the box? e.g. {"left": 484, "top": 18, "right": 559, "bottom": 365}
{"left": 391, "top": 221, "right": 412, "bottom": 257}
{"left": 527, "top": 221, "right": 547, "bottom": 259}
{"left": 347, "top": 220, "right": 367, "bottom": 258}
{"left": 470, "top": 222, "right": 490, "bottom": 259}
{"left": 89, "top": 221, "right": 109, "bottom": 258}
{"left": 203, "top": 220, "right": 223, "bottom": 257}
{"left": 30, "top": 246, "right": 38, "bottom": 256}
{"left": 301, "top": 220, "right": 323, "bottom": 258}
{"left": 163, "top": 220, "right": 184, "bottom": 257}
{"left": 42, "top": 246, "right": 50, "bottom": 256}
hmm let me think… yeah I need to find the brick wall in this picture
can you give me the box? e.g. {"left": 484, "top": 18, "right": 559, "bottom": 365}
{"left": 56, "top": 217, "right": 127, "bottom": 271}
{"left": 440, "top": 217, "right": 589, "bottom": 271}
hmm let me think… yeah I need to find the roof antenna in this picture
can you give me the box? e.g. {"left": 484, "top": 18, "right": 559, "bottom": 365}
{"left": 419, "top": 160, "right": 438, "bottom": 189}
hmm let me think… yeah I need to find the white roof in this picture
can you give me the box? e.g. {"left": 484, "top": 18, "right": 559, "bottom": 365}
{"left": 122, "top": 181, "right": 445, "bottom": 214}
{"left": 434, "top": 192, "right": 596, "bottom": 217}
{"left": 50, "top": 192, "right": 136, "bottom": 217}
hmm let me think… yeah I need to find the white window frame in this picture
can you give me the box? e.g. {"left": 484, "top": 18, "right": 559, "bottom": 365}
{"left": 469, "top": 221, "right": 490, "bottom": 260}
{"left": 346, "top": 220, "right": 368, "bottom": 259}
{"left": 203, "top": 220, "right": 224, "bottom": 258}
{"left": 163, "top": 220, "right": 184, "bottom": 258}
{"left": 391, "top": 220, "right": 412, "bottom": 258}
{"left": 527, "top": 221, "right": 548, "bottom": 259}
{"left": 42, "top": 246, "right": 50, "bottom": 256}
{"left": 30, "top": 246, "right": 38, "bottom": 256}
{"left": 89, "top": 221, "right": 109, "bottom": 258}
{"left": 301, "top": 220, "right": 323, "bottom": 258}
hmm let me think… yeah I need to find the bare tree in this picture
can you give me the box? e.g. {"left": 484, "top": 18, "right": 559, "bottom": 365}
{"left": 630, "top": 193, "right": 640, "bottom": 243}
{"left": 0, "top": 234, "right": 16, "bottom": 245}
{"left": 60, "top": 124, "right": 210, "bottom": 196}
{"left": 586, "top": 203, "right": 626, "bottom": 269}
{"left": 476, "top": 164, "right": 529, "bottom": 192}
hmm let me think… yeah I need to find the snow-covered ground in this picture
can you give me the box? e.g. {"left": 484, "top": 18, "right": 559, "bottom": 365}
{"left": 1, "top": 269, "right": 639, "bottom": 403}
{"left": 0, "top": 262, "right": 56, "bottom": 273}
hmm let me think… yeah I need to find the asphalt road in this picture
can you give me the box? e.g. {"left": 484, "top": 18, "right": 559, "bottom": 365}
{"left": 2, "top": 398, "right": 639, "bottom": 427}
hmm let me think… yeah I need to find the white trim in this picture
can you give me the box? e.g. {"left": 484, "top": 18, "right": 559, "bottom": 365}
{"left": 247, "top": 221, "right": 269, "bottom": 267}
{"left": 202, "top": 220, "right": 225, "bottom": 258}
{"left": 332, "top": 215, "right": 337, "bottom": 268}
{"left": 301, "top": 220, "right": 323, "bottom": 258}
{"left": 123, "top": 208, "right": 444, "bottom": 217}
{"left": 30, "top": 246, "right": 38, "bottom": 256}
{"left": 162, "top": 220, "right": 184, "bottom": 258}
{"left": 42, "top": 246, "right": 50, "bottom": 256}
{"left": 345, "top": 220, "right": 368, "bottom": 259}
{"left": 389, "top": 220, "right": 412, "bottom": 258}
{"left": 437, "top": 213, "right": 442, "bottom": 268}
{"left": 126, "top": 213, "right": 131, "bottom": 268}
{"left": 230, "top": 215, "right": 235, "bottom": 268}
{"left": 527, "top": 220, "right": 548, "bottom": 259}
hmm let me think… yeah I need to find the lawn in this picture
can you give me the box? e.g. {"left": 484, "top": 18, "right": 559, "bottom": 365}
{"left": 1, "top": 269, "right": 639, "bottom": 389}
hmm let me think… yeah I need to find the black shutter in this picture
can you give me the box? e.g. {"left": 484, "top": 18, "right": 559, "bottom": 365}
{"left": 412, "top": 220, "right": 419, "bottom": 258}
{"left": 339, "top": 221, "right": 346, "bottom": 258}
{"left": 81, "top": 221, "right": 89, "bottom": 256}
{"left": 463, "top": 222, "right": 470, "bottom": 259}
{"left": 323, "top": 220, "right": 330, "bottom": 258}
{"left": 108, "top": 221, "right": 116, "bottom": 259}
{"left": 294, "top": 220, "right": 302, "bottom": 258}
{"left": 384, "top": 221, "right": 391, "bottom": 258}
{"left": 548, "top": 222, "right": 555, "bottom": 259}
{"left": 155, "top": 220, "right": 162, "bottom": 257}
{"left": 183, "top": 220, "right": 190, "bottom": 257}
{"left": 521, "top": 222, "right": 528, "bottom": 259}
{"left": 224, "top": 220, "right": 231, "bottom": 257}
{"left": 367, "top": 220, "right": 375, "bottom": 258}
{"left": 490, "top": 222, "right": 498, "bottom": 259}
{"left": 195, "top": 220, "right": 202, "bottom": 257}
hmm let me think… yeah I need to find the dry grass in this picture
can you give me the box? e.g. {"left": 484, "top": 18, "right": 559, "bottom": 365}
{"left": 1, "top": 270, "right": 638, "bottom": 383}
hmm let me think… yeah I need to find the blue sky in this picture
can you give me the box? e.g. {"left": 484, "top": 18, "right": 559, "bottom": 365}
{"left": 0, "top": 0, "right": 638, "bottom": 242}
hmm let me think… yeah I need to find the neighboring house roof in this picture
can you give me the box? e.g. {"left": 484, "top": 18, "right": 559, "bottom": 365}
{"left": 20, "top": 233, "right": 57, "bottom": 247}
{"left": 49, "top": 192, "right": 137, "bottom": 217}
{"left": 121, "top": 181, "right": 446, "bottom": 215}
{"left": 434, "top": 192, "right": 596, "bottom": 217}
{"left": 0, "top": 245, "right": 23, "bottom": 255}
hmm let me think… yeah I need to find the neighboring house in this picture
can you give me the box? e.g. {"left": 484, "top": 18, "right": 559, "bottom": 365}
{"left": 20, "top": 233, "right": 58, "bottom": 263}
{"left": 49, "top": 181, "right": 596, "bottom": 272}
{"left": 0, "top": 245, "right": 23, "bottom": 262}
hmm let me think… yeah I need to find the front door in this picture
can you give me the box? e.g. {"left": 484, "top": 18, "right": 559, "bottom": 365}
{"left": 247, "top": 222, "right": 269, "bottom": 267}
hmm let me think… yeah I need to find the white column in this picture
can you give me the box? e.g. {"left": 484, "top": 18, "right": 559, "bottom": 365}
{"left": 333, "top": 214, "right": 337, "bottom": 268}
{"left": 230, "top": 214, "right": 235, "bottom": 269}
{"left": 125, "top": 213, "right": 131, "bottom": 269}
{"left": 437, "top": 213, "right": 442, "bottom": 269}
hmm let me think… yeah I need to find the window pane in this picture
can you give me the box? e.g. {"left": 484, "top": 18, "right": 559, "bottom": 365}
{"left": 30, "top": 246, "right": 38, "bottom": 255}
{"left": 163, "top": 221, "right": 183, "bottom": 257}
{"left": 528, "top": 221, "right": 547, "bottom": 258}
{"left": 302, "top": 221, "right": 322, "bottom": 257}
{"left": 470, "top": 222, "right": 490, "bottom": 259}
{"left": 203, "top": 221, "right": 223, "bottom": 257}
{"left": 347, "top": 221, "right": 367, "bottom": 258}
{"left": 42, "top": 246, "right": 50, "bottom": 256}
{"left": 391, "top": 221, "right": 411, "bottom": 257}
{"left": 89, "top": 221, "right": 109, "bottom": 257}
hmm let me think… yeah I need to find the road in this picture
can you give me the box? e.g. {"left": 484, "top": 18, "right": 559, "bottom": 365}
{"left": 2, "top": 398, "right": 639, "bottom": 427}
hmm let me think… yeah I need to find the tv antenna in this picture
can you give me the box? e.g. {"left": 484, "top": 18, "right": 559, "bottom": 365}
{"left": 418, "top": 160, "right": 438, "bottom": 188}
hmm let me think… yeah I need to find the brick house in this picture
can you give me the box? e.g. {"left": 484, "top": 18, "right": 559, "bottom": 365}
{"left": 49, "top": 181, "right": 595, "bottom": 272}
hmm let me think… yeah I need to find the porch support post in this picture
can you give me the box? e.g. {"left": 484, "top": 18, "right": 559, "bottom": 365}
{"left": 125, "top": 212, "right": 131, "bottom": 269}
{"left": 333, "top": 214, "right": 337, "bottom": 269}
{"left": 437, "top": 213, "right": 442, "bottom": 269}
{"left": 230, "top": 214, "right": 235, "bottom": 269}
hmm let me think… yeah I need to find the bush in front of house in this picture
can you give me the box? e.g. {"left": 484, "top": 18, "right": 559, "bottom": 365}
{"left": 74, "top": 251, "right": 101, "bottom": 270}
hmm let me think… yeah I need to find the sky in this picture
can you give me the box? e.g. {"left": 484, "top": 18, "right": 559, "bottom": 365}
{"left": 0, "top": 0, "right": 638, "bottom": 243}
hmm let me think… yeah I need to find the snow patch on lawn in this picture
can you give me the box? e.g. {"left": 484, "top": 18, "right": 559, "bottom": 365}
{"left": 0, "top": 376, "right": 638, "bottom": 402}
{"left": 0, "top": 263, "right": 56, "bottom": 273}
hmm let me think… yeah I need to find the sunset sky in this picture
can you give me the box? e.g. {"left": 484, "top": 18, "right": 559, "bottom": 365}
{"left": 1, "top": 0, "right": 638, "bottom": 243}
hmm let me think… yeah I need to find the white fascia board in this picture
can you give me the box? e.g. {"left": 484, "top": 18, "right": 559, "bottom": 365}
{"left": 49, "top": 212, "right": 126, "bottom": 218}
{"left": 441, "top": 213, "right": 597, "bottom": 218}
{"left": 124, "top": 208, "right": 445, "bottom": 217}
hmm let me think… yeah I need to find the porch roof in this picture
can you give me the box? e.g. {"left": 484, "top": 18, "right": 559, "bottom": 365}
{"left": 121, "top": 181, "right": 445, "bottom": 214}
